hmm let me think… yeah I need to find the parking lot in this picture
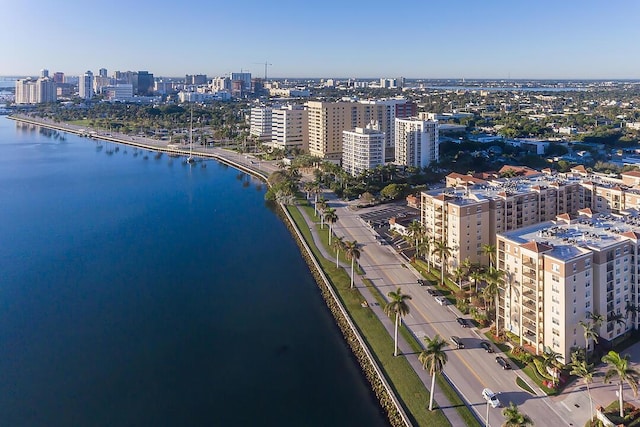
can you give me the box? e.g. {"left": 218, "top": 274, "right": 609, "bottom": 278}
{"left": 358, "top": 204, "right": 420, "bottom": 228}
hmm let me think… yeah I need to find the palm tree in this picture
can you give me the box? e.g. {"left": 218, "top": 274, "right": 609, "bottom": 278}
{"left": 422, "top": 235, "right": 434, "bottom": 269}
{"left": 501, "top": 402, "right": 533, "bottom": 427}
{"left": 542, "top": 346, "right": 563, "bottom": 386}
{"left": 344, "top": 240, "right": 360, "bottom": 289}
{"left": 579, "top": 319, "right": 598, "bottom": 359}
{"left": 452, "top": 266, "right": 465, "bottom": 290}
{"left": 481, "top": 243, "right": 497, "bottom": 271}
{"left": 625, "top": 301, "right": 638, "bottom": 326}
{"left": 570, "top": 353, "right": 595, "bottom": 422}
{"left": 602, "top": 350, "right": 640, "bottom": 418}
{"left": 407, "top": 221, "right": 425, "bottom": 254}
{"left": 470, "top": 270, "right": 483, "bottom": 294}
{"left": 418, "top": 335, "right": 448, "bottom": 411}
{"left": 384, "top": 287, "right": 412, "bottom": 357}
{"left": 608, "top": 312, "right": 627, "bottom": 328}
{"left": 431, "top": 240, "right": 452, "bottom": 287}
{"left": 317, "top": 198, "right": 328, "bottom": 228}
{"left": 483, "top": 269, "right": 504, "bottom": 333}
{"left": 324, "top": 207, "right": 338, "bottom": 245}
{"left": 332, "top": 236, "right": 344, "bottom": 268}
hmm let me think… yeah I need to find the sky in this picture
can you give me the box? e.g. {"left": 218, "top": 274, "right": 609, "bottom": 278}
{"left": 2, "top": 0, "right": 640, "bottom": 79}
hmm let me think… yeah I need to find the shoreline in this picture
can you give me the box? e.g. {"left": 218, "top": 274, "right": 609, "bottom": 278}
{"left": 7, "top": 114, "right": 411, "bottom": 427}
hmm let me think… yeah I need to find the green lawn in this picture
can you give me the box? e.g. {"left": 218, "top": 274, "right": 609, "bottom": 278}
{"left": 287, "top": 200, "right": 482, "bottom": 426}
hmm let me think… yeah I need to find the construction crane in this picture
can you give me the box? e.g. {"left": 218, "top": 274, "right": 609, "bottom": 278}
{"left": 253, "top": 61, "right": 272, "bottom": 81}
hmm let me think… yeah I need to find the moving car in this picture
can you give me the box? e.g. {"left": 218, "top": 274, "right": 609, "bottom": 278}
{"left": 427, "top": 289, "right": 437, "bottom": 296}
{"left": 480, "top": 341, "right": 493, "bottom": 353}
{"left": 482, "top": 388, "right": 501, "bottom": 408}
{"left": 435, "top": 296, "right": 448, "bottom": 306}
{"left": 496, "top": 356, "right": 511, "bottom": 369}
{"left": 451, "top": 336, "right": 464, "bottom": 349}
{"left": 456, "top": 317, "right": 468, "bottom": 327}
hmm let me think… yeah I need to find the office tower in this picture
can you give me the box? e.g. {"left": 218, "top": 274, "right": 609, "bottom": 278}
{"left": 135, "top": 71, "right": 154, "bottom": 96}
{"left": 271, "top": 105, "right": 308, "bottom": 151}
{"left": 53, "top": 72, "right": 65, "bottom": 84}
{"left": 249, "top": 107, "right": 273, "bottom": 141}
{"left": 342, "top": 124, "right": 385, "bottom": 177}
{"left": 230, "top": 72, "right": 251, "bottom": 92}
{"left": 40, "top": 69, "right": 49, "bottom": 78}
{"left": 394, "top": 117, "right": 439, "bottom": 168}
{"left": 99, "top": 68, "right": 107, "bottom": 78}
{"left": 79, "top": 71, "right": 94, "bottom": 99}
{"left": 185, "top": 74, "right": 207, "bottom": 85}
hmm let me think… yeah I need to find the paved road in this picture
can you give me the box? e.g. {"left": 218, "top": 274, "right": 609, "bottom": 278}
{"left": 320, "top": 191, "right": 581, "bottom": 427}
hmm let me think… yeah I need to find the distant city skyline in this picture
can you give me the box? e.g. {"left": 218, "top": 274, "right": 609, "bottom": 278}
{"left": 2, "top": 0, "right": 639, "bottom": 79}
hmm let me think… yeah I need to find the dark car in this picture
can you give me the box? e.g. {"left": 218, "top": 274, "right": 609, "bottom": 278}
{"left": 418, "top": 279, "right": 426, "bottom": 286}
{"left": 456, "top": 317, "right": 468, "bottom": 328}
{"left": 480, "top": 341, "right": 493, "bottom": 353}
{"left": 496, "top": 356, "right": 511, "bottom": 370}
{"left": 427, "top": 289, "right": 437, "bottom": 296}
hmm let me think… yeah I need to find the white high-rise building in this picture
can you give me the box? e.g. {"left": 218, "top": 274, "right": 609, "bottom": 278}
{"left": 79, "top": 71, "right": 94, "bottom": 100}
{"left": 15, "top": 77, "right": 56, "bottom": 104}
{"left": 394, "top": 118, "right": 439, "bottom": 168}
{"left": 342, "top": 124, "right": 385, "bottom": 177}
{"left": 250, "top": 107, "right": 274, "bottom": 141}
{"left": 271, "top": 105, "right": 308, "bottom": 151}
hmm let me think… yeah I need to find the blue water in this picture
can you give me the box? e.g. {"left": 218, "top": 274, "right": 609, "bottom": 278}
{"left": 0, "top": 117, "right": 388, "bottom": 427}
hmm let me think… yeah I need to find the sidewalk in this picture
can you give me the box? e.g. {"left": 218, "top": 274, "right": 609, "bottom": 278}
{"left": 297, "top": 199, "right": 468, "bottom": 427}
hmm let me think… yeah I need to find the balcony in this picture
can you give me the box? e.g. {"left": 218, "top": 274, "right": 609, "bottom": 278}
{"left": 522, "top": 270, "right": 537, "bottom": 280}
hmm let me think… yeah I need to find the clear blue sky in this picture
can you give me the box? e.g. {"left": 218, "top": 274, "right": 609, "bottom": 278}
{"left": 2, "top": 0, "right": 639, "bottom": 79}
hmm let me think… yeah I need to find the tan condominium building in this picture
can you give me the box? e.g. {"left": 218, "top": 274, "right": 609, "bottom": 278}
{"left": 306, "top": 101, "right": 358, "bottom": 161}
{"left": 496, "top": 210, "right": 639, "bottom": 362}
{"left": 271, "top": 105, "right": 308, "bottom": 151}
{"left": 421, "top": 172, "right": 583, "bottom": 269}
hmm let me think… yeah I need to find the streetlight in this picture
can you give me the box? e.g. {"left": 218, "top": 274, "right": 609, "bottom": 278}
{"left": 486, "top": 398, "right": 490, "bottom": 427}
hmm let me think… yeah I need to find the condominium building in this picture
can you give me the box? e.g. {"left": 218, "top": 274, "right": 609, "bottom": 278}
{"left": 79, "top": 71, "right": 94, "bottom": 100}
{"left": 271, "top": 105, "right": 308, "bottom": 151}
{"left": 357, "top": 98, "right": 415, "bottom": 162}
{"left": 496, "top": 211, "right": 639, "bottom": 362}
{"left": 342, "top": 125, "right": 385, "bottom": 177}
{"left": 250, "top": 107, "right": 274, "bottom": 141}
{"left": 420, "top": 171, "right": 584, "bottom": 269}
{"left": 15, "top": 77, "right": 56, "bottom": 104}
{"left": 306, "top": 101, "right": 357, "bottom": 161}
{"left": 394, "top": 118, "right": 439, "bottom": 168}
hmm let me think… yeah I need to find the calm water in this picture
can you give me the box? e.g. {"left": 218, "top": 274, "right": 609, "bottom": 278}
{"left": 0, "top": 117, "right": 388, "bottom": 427}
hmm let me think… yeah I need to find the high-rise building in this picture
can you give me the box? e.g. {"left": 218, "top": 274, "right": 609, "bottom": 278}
{"left": 135, "top": 71, "right": 154, "bottom": 96}
{"left": 53, "top": 72, "right": 65, "bottom": 84}
{"left": 271, "top": 105, "right": 308, "bottom": 151}
{"left": 306, "top": 101, "right": 357, "bottom": 161}
{"left": 342, "top": 124, "right": 385, "bottom": 177}
{"left": 79, "top": 71, "right": 94, "bottom": 100}
{"left": 496, "top": 211, "right": 639, "bottom": 362}
{"left": 40, "top": 69, "right": 49, "bottom": 78}
{"left": 15, "top": 77, "right": 56, "bottom": 104}
{"left": 230, "top": 72, "right": 251, "bottom": 92}
{"left": 186, "top": 74, "right": 207, "bottom": 85}
{"left": 394, "top": 118, "right": 439, "bottom": 168}
{"left": 249, "top": 107, "right": 274, "bottom": 141}
{"left": 357, "top": 98, "right": 415, "bottom": 162}
{"left": 99, "top": 68, "right": 108, "bottom": 78}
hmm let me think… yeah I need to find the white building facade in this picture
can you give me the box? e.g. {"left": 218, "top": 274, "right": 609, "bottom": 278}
{"left": 271, "top": 105, "right": 308, "bottom": 151}
{"left": 394, "top": 118, "right": 439, "bottom": 168}
{"left": 342, "top": 125, "right": 385, "bottom": 177}
{"left": 15, "top": 77, "right": 56, "bottom": 104}
{"left": 79, "top": 71, "right": 94, "bottom": 100}
{"left": 249, "top": 107, "right": 273, "bottom": 141}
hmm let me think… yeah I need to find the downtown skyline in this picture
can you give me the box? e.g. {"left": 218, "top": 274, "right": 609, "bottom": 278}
{"left": 2, "top": 0, "right": 640, "bottom": 79}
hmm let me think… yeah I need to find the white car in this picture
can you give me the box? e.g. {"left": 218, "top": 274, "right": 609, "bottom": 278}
{"left": 482, "top": 388, "right": 501, "bottom": 408}
{"left": 435, "top": 296, "right": 448, "bottom": 306}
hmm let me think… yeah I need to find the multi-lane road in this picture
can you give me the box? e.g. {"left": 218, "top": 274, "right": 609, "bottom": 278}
{"left": 326, "top": 194, "right": 590, "bottom": 427}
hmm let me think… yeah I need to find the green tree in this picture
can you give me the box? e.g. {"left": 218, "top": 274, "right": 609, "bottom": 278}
{"left": 602, "top": 350, "right": 640, "bottom": 418}
{"left": 344, "top": 240, "right": 361, "bottom": 289}
{"left": 324, "top": 207, "right": 338, "bottom": 245}
{"left": 570, "top": 353, "right": 595, "bottom": 422}
{"left": 501, "top": 402, "right": 533, "bottom": 427}
{"left": 418, "top": 335, "right": 448, "bottom": 411}
{"left": 431, "top": 240, "right": 452, "bottom": 287}
{"left": 579, "top": 319, "right": 598, "bottom": 359}
{"left": 481, "top": 244, "right": 497, "bottom": 271}
{"left": 483, "top": 268, "right": 504, "bottom": 332}
{"left": 384, "top": 287, "right": 413, "bottom": 357}
{"left": 380, "top": 183, "right": 406, "bottom": 200}
{"left": 452, "top": 266, "right": 466, "bottom": 290}
{"left": 332, "top": 236, "right": 344, "bottom": 268}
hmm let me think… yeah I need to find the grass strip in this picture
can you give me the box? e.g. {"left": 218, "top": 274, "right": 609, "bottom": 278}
{"left": 287, "top": 205, "right": 450, "bottom": 426}
{"left": 516, "top": 376, "right": 536, "bottom": 395}
{"left": 294, "top": 206, "right": 482, "bottom": 426}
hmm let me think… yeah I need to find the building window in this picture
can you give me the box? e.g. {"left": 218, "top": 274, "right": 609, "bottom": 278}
{"left": 552, "top": 263, "right": 560, "bottom": 272}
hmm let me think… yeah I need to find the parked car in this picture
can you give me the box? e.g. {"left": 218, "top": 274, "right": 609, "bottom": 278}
{"left": 482, "top": 388, "right": 501, "bottom": 408}
{"left": 480, "top": 341, "right": 493, "bottom": 353}
{"left": 456, "top": 317, "right": 468, "bottom": 328}
{"left": 417, "top": 279, "right": 426, "bottom": 286}
{"left": 435, "top": 296, "right": 448, "bottom": 306}
{"left": 496, "top": 356, "right": 511, "bottom": 370}
{"left": 427, "top": 289, "right": 437, "bottom": 296}
{"left": 451, "top": 336, "right": 464, "bottom": 349}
